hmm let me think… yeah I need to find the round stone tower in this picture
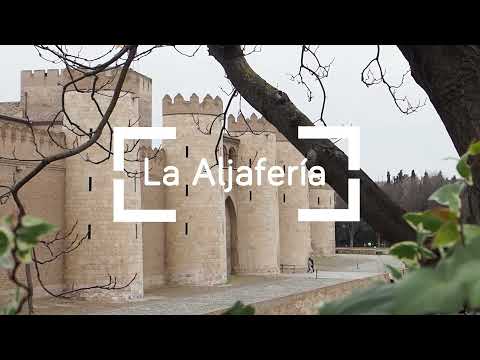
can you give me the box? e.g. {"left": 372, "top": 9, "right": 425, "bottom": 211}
{"left": 227, "top": 114, "right": 280, "bottom": 275}
{"left": 309, "top": 185, "right": 336, "bottom": 257}
{"left": 162, "top": 94, "right": 227, "bottom": 285}
{"left": 277, "top": 139, "right": 311, "bottom": 272}
{"left": 63, "top": 69, "right": 151, "bottom": 300}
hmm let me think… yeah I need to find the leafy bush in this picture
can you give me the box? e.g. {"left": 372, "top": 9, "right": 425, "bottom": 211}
{"left": 0, "top": 215, "right": 56, "bottom": 314}
{"left": 319, "top": 141, "right": 480, "bottom": 315}
{"left": 223, "top": 301, "right": 255, "bottom": 315}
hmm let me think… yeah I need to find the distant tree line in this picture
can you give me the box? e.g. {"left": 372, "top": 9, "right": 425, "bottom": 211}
{"left": 335, "top": 170, "right": 457, "bottom": 248}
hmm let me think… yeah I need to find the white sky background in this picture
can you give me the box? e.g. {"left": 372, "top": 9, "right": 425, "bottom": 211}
{"left": 0, "top": 45, "right": 459, "bottom": 181}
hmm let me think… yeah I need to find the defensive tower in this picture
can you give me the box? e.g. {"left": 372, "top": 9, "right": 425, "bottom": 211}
{"left": 62, "top": 69, "right": 149, "bottom": 300}
{"left": 162, "top": 93, "right": 228, "bottom": 285}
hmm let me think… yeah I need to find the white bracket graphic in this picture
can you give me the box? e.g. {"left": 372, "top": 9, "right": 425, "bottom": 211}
{"left": 113, "top": 127, "right": 176, "bottom": 223}
{"left": 297, "top": 126, "right": 360, "bottom": 222}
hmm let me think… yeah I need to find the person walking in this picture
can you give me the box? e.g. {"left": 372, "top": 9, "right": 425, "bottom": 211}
{"left": 307, "top": 256, "right": 315, "bottom": 273}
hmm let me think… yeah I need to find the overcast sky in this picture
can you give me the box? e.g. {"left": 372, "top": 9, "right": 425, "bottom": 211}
{"left": 0, "top": 45, "right": 459, "bottom": 181}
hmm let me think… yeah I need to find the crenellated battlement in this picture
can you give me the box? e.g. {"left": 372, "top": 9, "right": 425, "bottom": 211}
{"left": 21, "top": 69, "right": 63, "bottom": 87}
{"left": 227, "top": 112, "right": 281, "bottom": 137}
{"left": 137, "top": 145, "right": 166, "bottom": 171}
{"left": 0, "top": 120, "right": 66, "bottom": 158}
{"left": 61, "top": 68, "right": 152, "bottom": 95}
{"left": 163, "top": 94, "right": 223, "bottom": 116}
{"left": 20, "top": 68, "right": 152, "bottom": 97}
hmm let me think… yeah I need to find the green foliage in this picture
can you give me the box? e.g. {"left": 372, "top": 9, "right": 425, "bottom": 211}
{"left": 389, "top": 241, "right": 422, "bottom": 261}
{"left": 16, "top": 215, "right": 57, "bottom": 251}
{"left": 434, "top": 221, "right": 460, "bottom": 247}
{"left": 403, "top": 211, "right": 444, "bottom": 233}
{"left": 321, "top": 238, "right": 480, "bottom": 314}
{"left": 0, "top": 227, "right": 13, "bottom": 258}
{"left": 468, "top": 141, "right": 480, "bottom": 156}
{"left": 385, "top": 264, "right": 403, "bottom": 281}
{"left": 456, "top": 155, "right": 472, "bottom": 185}
{"left": 463, "top": 224, "right": 480, "bottom": 245}
{"left": 0, "top": 215, "right": 56, "bottom": 315}
{"left": 0, "top": 217, "right": 14, "bottom": 259}
{"left": 1, "top": 288, "right": 20, "bottom": 315}
{"left": 428, "top": 181, "right": 464, "bottom": 215}
{"left": 223, "top": 301, "right": 255, "bottom": 315}
{"left": 319, "top": 140, "right": 480, "bottom": 315}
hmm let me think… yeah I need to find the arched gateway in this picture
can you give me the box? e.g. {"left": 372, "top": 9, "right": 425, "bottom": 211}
{"left": 225, "top": 196, "right": 238, "bottom": 276}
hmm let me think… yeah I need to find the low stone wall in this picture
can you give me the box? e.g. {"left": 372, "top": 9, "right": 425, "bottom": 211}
{"left": 207, "top": 274, "right": 389, "bottom": 315}
{"left": 336, "top": 247, "right": 389, "bottom": 255}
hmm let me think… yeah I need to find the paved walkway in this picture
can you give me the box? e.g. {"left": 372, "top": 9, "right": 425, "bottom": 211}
{"left": 32, "top": 254, "right": 402, "bottom": 315}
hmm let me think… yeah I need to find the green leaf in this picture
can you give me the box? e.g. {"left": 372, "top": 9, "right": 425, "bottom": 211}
{"left": 466, "top": 280, "right": 480, "bottom": 309}
{"left": 16, "top": 217, "right": 56, "bottom": 249}
{"left": 434, "top": 221, "right": 460, "bottom": 248}
{"left": 0, "top": 254, "right": 14, "bottom": 270}
{"left": 21, "top": 215, "right": 47, "bottom": 227}
{"left": 386, "top": 264, "right": 403, "bottom": 281}
{"left": 467, "top": 140, "right": 480, "bottom": 156}
{"left": 318, "top": 226, "right": 480, "bottom": 315}
{"left": 0, "top": 231, "right": 10, "bottom": 257}
{"left": 416, "top": 229, "right": 431, "bottom": 245}
{"left": 0, "top": 215, "right": 13, "bottom": 226}
{"left": 15, "top": 248, "right": 32, "bottom": 264}
{"left": 418, "top": 246, "right": 436, "bottom": 259}
{"left": 223, "top": 301, "right": 255, "bottom": 315}
{"left": 403, "top": 212, "right": 444, "bottom": 233}
{"left": 463, "top": 224, "right": 480, "bottom": 245}
{"left": 0, "top": 226, "right": 14, "bottom": 257}
{"left": 449, "top": 260, "right": 480, "bottom": 309}
{"left": 429, "top": 182, "right": 465, "bottom": 214}
{"left": 392, "top": 267, "right": 464, "bottom": 315}
{"left": 2, "top": 304, "right": 18, "bottom": 315}
{"left": 1, "top": 287, "right": 20, "bottom": 315}
{"left": 319, "top": 284, "right": 395, "bottom": 315}
{"left": 456, "top": 154, "right": 472, "bottom": 184}
{"left": 389, "top": 241, "right": 420, "bottom": 261}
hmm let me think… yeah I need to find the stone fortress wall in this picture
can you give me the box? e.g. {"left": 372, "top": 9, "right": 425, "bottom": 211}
{"left": 0, "top": 119, "right": 66, "bottom": 298}
{"left": 0, "top": 68, "right": 335, "bottom": 303}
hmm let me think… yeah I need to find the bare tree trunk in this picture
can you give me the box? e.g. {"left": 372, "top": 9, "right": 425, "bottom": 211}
{"left": 398, "top": 45, "right": 480, "bottom": 224}
{"left": 208, "top": 45, "right": 415, "bottom": 244}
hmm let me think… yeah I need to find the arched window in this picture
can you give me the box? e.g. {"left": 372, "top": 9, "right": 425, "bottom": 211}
{"left": 223, "top": 146, "right": 228, "bottom": 168}
{"left": 228, "top": 147, "right": 237, "bottom": 168}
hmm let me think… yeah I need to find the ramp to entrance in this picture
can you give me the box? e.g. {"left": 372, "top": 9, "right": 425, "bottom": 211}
{"left": 30, "top": 255, "right": 400, "bottom": 315}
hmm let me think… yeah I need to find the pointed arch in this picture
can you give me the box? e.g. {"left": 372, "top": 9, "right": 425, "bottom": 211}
{"left": 225, "top": 196, "right": 238, "bottom": 276}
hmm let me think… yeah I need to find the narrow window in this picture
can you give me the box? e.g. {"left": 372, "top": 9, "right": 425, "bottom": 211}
{"left": 249, "top": 158, "right": 252, "bottom": 168}
{"left": 185, "top": 146, "right": 189, "bottom": 158}
{"left": 23, "top": 92, "right": 28, "bottom": 118}
{"left": 88, "top": 177, "right": 92, "bottom": 192}
{"left": 317, "top": 197, "right": 320, "bottom": 205}
{"left": 185, "top": 222, "right": 188, "bottom": 235}
{"left": 283, "top": 164, "right": 286, "bottom": 172}
{"left": 185, "top": 184, "right": 189, "bottom": 197}
{"left": 283, "top": 193, "right": 286, "bottom": 203}
{"left": 87, "top": 224, "right": 91, "bottom": 239}
{"left": 135, "top": 224, "right": 138, "bottom": 239}
{"left": 249, "top": 190, "right": 252, "bottom": 201}
{"left": 134, "top": 176, "right": 137, "bottom": 192}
